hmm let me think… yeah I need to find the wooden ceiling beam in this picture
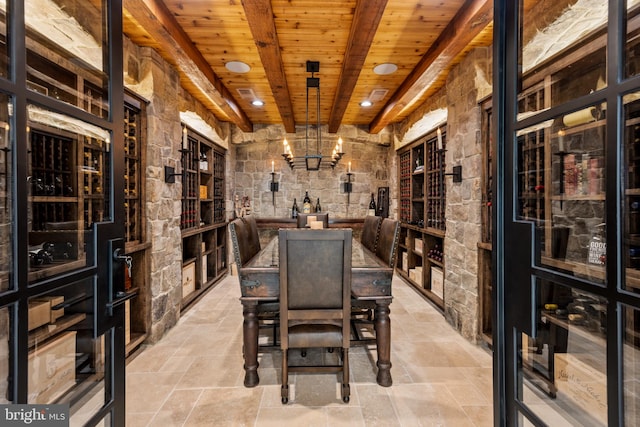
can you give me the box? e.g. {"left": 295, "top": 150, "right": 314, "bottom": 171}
{"left": 369, "top": 0, "right": 493, "bottom": 134}
{"left": 242, "top": 0, "right": 296, "bottom": 133}
{"left": 328, "top": 0, "right": 388, "bottom": 134}
{"left": 124, "top": 0, "right": 253, "bottom": 132}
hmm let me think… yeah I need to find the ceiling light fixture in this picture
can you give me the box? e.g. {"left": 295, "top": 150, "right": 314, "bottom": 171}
{"left": 282, "top": 61, "right": 344, "bottom": 171}
{"left": 225, "top": 61, "right": 251, "bottom": 73}
{"left": 373, "top": 63, "right": 398, "bottom": 75}
{"left": 251, "top": 99, "right": 264, "bottom": 107}
{"left": 360, "top": 100, "right": 373, "bottom": 107}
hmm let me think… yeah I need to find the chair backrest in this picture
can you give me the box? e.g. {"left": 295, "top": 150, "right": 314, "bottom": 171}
{"left": 279, "top": 229, "right": 352, "bottom": 346}
{"left": 375, "top": 218, "right": 400, "bottom": 268}
{"left": 229, "top": 215, "right": 261, "bottom": 267}
{"left": 296, "top": 212, "right": 329, "bottom": 228}
{"left": 361, "top": 215, "right": 382, "bottom": 252}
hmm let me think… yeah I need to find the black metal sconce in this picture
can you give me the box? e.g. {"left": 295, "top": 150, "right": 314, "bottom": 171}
{"left": 165, "top": 148, "right": 189, "bottom": 183}
{"left": 270, "top": 172, "right": 279, "bottom": 206}
{"left": 344, "top": 171, "right": 353, "bottom": 204}
{"left": 445, "top": 165, "right": 462, "bottom": 183}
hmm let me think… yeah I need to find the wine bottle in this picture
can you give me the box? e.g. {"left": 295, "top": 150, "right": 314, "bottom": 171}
{"left": 303, "top": 191, "right": 312, "bottom": 214}
{"left": 291, "top": 198, "right": 299, "bottom": 219}
{"left": 200, "top": 150, "right": 208, "bottom": 170}
{"left": 315, "top": 198, "right": 321, "bottom": 213}
{"left": 368, "top": 193, "right": 377, "bottom": 216}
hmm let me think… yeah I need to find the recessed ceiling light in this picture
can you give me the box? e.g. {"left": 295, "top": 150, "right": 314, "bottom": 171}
{"left": 251, "top": 100, "right": 264, "bottom": 107}
{"left": 373, "top": 63, "right": 398, "bottom": 75}
{"left": 360, "top": 100, "right": 373, "bottom": 107}
{"left": 225, "top": 61, "right": 251, "bottom": 73}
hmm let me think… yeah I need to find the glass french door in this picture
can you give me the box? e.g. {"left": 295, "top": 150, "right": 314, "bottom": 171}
{"left": 0, "top": 1, "right": 126, "bottom": 426}
{"left": 494, "top": 1, "right": 640, "bottom": 426}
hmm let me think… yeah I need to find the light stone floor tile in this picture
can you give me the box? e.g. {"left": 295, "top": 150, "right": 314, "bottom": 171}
{"left": 125, "top": 273, "right": 494, "bottom": 426}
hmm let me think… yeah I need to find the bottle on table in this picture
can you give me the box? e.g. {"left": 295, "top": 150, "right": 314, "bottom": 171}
{"left": 303, "top": 191, "right": 312, "bottom": 214}
{"left": 291, "top": 198, "right": 298, "bottom": 219}
{"left": 315, "top": 198, "right": 321, "bottom": 213}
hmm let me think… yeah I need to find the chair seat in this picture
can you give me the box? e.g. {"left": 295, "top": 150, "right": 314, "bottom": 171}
{"left": 288, "top": 324, "right": 343, "bottom": 348}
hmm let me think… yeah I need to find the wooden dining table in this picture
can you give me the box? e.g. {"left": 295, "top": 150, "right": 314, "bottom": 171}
{"left": 238, "top": 234, "right": 394, "bottom": 388}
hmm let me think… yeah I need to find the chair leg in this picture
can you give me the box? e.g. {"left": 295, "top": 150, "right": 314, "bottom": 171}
{"left": 342, "top": 348, "right": 350, "bottom": 403}
{"left": 281, "top": 349, "right": 289, "bottom": 404}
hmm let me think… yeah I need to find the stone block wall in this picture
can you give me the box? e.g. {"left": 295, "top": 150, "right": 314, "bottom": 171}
{"left": 124, "top": 38, "right": 230, "bottom": 343}
{"left": 441, "top": 47, "right": 492, "bottom": 341}
{"left": 231, "top": 124, "right": 394, "bottom": 219}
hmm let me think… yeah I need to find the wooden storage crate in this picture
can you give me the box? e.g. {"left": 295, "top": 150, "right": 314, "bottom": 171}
{"left": 28, "top": 331, "right": 76, "bottom": 404}
{"left": 182, "top": 262, "right": 196, "bottom": 297}
{"left": 28, "top": 300, "right": 50, "bottom": 331}
{"left": 554, "top": 353, "right": 607, "bottom": 425}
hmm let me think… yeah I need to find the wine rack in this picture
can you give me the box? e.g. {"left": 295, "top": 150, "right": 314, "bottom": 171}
{"left": 399, "top": 151, "right": 411, "bottom": 222}
{"left": 213, "top": 150, "right": 225, "bottom": 223}
{"left": 626, "top": 99, "right": 640, "bottom": 282}
{"left": 124, "top": 103, "right": 142, "bottom": 244}
{"left": 479, "top": 100, "right": 494, "bottom": 344}
{"left": 181, "top": 135, "right": 198, "bottom": 230}
{"left": 517, "top": 129, "right": 545, "bottom": 223}
{"left": 82, "top": 138, "right": 106, "bottom": 229}
{"left": 180, "top": 127, "right": 228, "bottom": 309}
{"left": 396, "top": 127, "right": 448, "bottom": 308}
{"left": 426, "top": 138, "right": 445, "bottom": 230}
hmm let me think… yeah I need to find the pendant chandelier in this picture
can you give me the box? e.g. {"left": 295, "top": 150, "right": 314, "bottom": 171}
{"left": 282, "top": 61, "right": 344, "bottom": 170}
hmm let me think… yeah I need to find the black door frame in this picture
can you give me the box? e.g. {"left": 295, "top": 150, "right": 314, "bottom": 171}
{"left": 493, "top": 0, "right": 640, "bottom": 425}
{"left": 0, "top": 0, "right": 126, "bottom": 424}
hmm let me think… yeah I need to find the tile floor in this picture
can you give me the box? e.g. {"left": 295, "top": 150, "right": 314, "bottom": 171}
{"left": 126, "top": 273, "right": 494, "bottom": 426}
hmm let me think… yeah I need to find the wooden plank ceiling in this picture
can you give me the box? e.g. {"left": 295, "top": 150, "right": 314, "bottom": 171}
{"left": 123, "top": 0, "right": 493, "bottom": 134}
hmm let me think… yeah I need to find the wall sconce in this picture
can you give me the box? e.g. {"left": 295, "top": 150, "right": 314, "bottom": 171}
{"left": 444, "top": 165, "right": 462, "bottom": 183}
{"left": 344, "top": 169, "right": 353, "bottom": 204}
{"left": 270, "top": 161, "right": 279, "bottom": 206}
{"left": 165, "top": 147, "right": 189, "bottom": 183}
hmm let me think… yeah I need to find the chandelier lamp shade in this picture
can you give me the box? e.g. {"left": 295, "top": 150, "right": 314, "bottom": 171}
{"left": 282, "top": 61, "right": 345, "bottom": 170}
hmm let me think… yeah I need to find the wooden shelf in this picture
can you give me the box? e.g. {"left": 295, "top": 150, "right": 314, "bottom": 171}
{"left": 28, "top": 313, "right": 86, "bottom": 349}
{"left": 180, "top": 128, "right": 228, "bottom": 310}
{"left": 125, "top": 333, "right": 147, "bottom": 356}
{"left": 397, "top": 129, "right": 447, "bottom": 309}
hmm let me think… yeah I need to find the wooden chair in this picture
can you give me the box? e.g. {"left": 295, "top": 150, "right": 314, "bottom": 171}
{"left": 279, "top": 229, "right": 352, "bottom": 404}
{"left": 375, "top": 218, "right": 401, "bottom": 268}
{"left": 352, "top": 218, "right": 399, "bottom": 342}
{"left": 229, "top": 216, "right": 279, "bottom": 347}
{"left": 361, "top": 215, "right": 382, "bottom": 253}
{"left": 296, "top": 212, "right": 329, "bottom": 228}
{"left": 229, "top": 216, "right": 261, "bottom": 266}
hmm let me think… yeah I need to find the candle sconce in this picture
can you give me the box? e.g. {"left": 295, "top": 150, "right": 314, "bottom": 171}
{"left": 165, "top": 148, "right": 189, "bottom": 183}
{"left": 344, "top": 172, "right": 353, "bottom": 204}
{"left": 444, "top": 165, "right": 462, "bottom": 183}
{"left": 270, "top": 172, "right": 279, "bottom": 206}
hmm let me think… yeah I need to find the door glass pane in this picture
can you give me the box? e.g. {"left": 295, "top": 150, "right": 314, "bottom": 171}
{"left": 0, "top": 306, "right": 12, "bottom": 404}
{"left": 25, "top": 0, "right": 109, "bottom": 118}
{"left": 27, "top": 105, "right": 111, "bottom": 283}
{"left": 519, "top": 280, "right": 607, "bottom": 426}
{"left": 623, "top": 305, "right": 640, "bottom": 426}
{"left": 0, "top": 94, "right": 11, "bottom": 292}
{"left": 624, "top": 92, "right": 640, "bottom": 292}
{"left": 517, "top": 106, "right": 607, "bottom": 283}
{"left": 27, "top": 281, "right": 106, "bottom": 416}
{"left": 519, "top": 1, "right": 607, "bottom": 115}
{"left": 0, "top": 1, "right": 8, "bottom": 79}
{"left": 626, "top": 1, "right": 640, "bottom": 79}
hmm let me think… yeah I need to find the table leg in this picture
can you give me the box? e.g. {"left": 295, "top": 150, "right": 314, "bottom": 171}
{"left": 241, "top": 300, "right": 260, "bottom": 387}
{"left": 374, "top": 299, "right": 392, "bottom": 387}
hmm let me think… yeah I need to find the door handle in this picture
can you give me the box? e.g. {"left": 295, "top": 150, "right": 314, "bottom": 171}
{"left": 113, "top": 247, "right": 133, "bottom": 278}
{"left": 106, "top": 290, "right": 137, "bottom": 311}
